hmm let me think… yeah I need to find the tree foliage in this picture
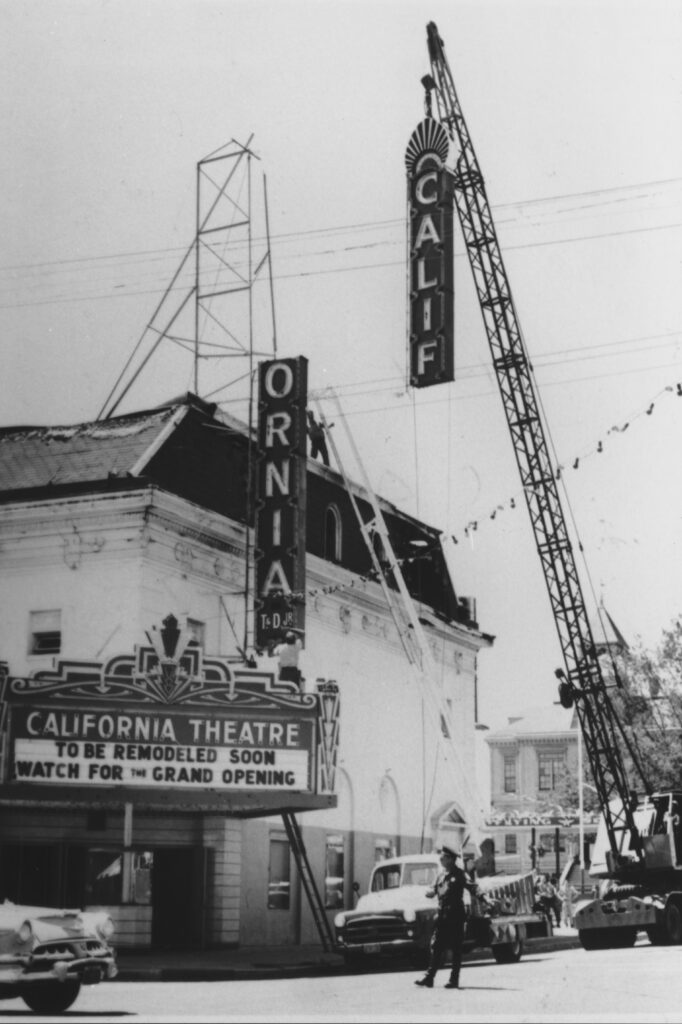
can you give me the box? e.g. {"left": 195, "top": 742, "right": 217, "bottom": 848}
{"left": 537, "top": 764, "right": 601, "bottom": 818}
{"left": 599, "top": 616, "right": 682, "bottom": 794}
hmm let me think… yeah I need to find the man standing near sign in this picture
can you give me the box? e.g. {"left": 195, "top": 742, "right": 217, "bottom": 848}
{"left": 306, "top": 410, "right": 331, "bottom": 466}
{"left": 272, "top": 629, "right": 304, "bottom": 687}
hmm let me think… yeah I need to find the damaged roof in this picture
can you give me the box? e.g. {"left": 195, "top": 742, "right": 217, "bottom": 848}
{"left": 0, "top": 393, "right": 480, "bottom": 629}
{"left": 0, "top": 396, "right": 220, "bottom": 493}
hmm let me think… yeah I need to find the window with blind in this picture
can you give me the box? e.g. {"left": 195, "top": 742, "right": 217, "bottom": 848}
{"left": 503, "top": 755, "right": 517, "bottom": 793}
{"left": 538, "top": 751, "right": 566, "bottom": 792}
{"left": 29, "top": 610, "right": 61, "bottom": 655}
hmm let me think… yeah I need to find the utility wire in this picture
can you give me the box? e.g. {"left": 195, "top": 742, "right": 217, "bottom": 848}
{"left": 1, "top": 174, "right": 679, "bottom": 275}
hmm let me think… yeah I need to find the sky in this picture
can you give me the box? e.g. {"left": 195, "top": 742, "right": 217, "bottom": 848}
{"left": 0, "top": 0, "right": 681, "bottom": 731}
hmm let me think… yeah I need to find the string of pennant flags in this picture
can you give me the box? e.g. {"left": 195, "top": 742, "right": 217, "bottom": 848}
{"left": 454, "top": 382, "right": 682, "bottom": 544}
{"left": 286, "top": 546, "right": 438, "bottom": 605}
{"left": 278, "top": 381, "right": 681, "bottom": 606}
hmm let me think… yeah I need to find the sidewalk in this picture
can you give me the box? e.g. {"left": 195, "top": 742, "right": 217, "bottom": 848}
{"left": 116, "top": 943, "right": 345, "bottom": 982}
{"left": 115, "top": 928, "right": 581, "bottom": 982}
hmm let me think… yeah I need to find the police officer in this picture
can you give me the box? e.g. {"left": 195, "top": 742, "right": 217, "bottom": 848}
{"left": 414, "top": 845, "right": 478, "bottom": 990}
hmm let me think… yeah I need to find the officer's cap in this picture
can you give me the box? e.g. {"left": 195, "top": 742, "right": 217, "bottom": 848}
{"left": 438, "top": 845, "right": 460, "bottom": 860}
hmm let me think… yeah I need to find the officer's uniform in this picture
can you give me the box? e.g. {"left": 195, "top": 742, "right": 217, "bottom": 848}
{"left": 415, "top": 846, "right": 477, "bottom": 990}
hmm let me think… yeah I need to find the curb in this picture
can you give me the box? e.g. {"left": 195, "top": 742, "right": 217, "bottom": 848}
{"left": 115, "top": 936, "right": 581, "bottom": 983}
{"left": 116, "top": 964, "right": 344, "bottom": 983}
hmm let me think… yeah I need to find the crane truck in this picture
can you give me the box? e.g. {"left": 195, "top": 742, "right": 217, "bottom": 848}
{"left": 420, "top": 21, "right": 682, "bottom": 950}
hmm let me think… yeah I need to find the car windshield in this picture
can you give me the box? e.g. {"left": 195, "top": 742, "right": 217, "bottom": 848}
{"left": 371, "top": 862, "right": 438, "bottom": 891}
{"left": 371, "top": 866, "right": 401, "bottom": 891}
{"left": 403, "top": 863, "right": 438, "bottom": 887}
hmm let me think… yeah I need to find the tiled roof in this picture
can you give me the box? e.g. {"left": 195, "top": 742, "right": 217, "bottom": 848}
{"left": 0, "top": 405, "right": 180, "bottom": 492}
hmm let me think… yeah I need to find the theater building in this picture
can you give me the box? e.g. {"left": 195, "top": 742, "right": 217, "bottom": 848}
{"left": 0, "top": 391, "right": 492, "bottom": 950}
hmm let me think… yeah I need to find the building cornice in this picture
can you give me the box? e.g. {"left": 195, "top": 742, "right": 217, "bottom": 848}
{"left": 486, "top": 730, "right": 576, "bottom": 746}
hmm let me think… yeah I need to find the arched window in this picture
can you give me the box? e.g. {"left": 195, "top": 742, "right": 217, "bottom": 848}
{"left": 324, "top": 504, "right": 342, "bottom": 562}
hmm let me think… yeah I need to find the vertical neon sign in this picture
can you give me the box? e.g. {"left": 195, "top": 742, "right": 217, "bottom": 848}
{"left": 406, "top": 118, "right": 455, "bottom": 387}
{"left": 254, "top": 357, "right": 308, "bottom": 649}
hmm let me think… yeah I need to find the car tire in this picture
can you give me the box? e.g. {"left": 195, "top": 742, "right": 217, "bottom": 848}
{"left": 608, "top": 928, "right": 638, "bottom": 948}
{"left": 22, "top": 980, "right": 81, "bottom": 1013}
{"left": 342, "top": 951, "right": 366, "bottom": 970}
{"left": 578, "top": 928, "right": 609, "bottom": 950}
{"left": 664, "top": 901, "right": 682, "bottom": 944}
{"left": 491, "top": 927, "right": 523, "bottom": 963}
{"left": 579, "top": 927, "right": 636, "bottom": 950}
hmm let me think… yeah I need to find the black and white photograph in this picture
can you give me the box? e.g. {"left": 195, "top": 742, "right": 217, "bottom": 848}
{"left": 0, "top": 0, "right": 680, "bottom": 1020}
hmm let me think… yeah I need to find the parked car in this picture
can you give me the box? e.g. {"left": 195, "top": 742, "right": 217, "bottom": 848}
{"left": 0, "top": 901, "right": 117, "bottom": 1013}
{"left": 334, "top": 853, "right": 550, "bottom": 967}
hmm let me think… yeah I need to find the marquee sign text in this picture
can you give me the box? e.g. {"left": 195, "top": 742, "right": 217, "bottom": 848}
{"left": 9, "top": 706, "right": 315, "bottom": 792}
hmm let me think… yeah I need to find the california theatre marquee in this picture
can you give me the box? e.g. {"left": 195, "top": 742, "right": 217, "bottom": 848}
{"left": 1, "top": 614, "right": 339, "bottom": 813}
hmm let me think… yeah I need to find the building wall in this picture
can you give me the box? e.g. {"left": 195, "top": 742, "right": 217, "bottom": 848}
{"left": 484, "top": 717, "right": 596, "bottom": 876}
{"left": 0, "top": 493, "right": 145, "bottom": 675}
{"left": 0, "top": 482, "right": 490, "bottom": 948}
{"left": 203, "top": 816, "right": 242, "bottom": 946}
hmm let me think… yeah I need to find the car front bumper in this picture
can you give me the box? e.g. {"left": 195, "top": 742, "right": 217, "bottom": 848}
{"left": 0, "top": 952, "right": 117, "bottom": 987}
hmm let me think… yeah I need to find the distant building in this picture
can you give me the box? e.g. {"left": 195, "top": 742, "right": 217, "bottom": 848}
{"left": 482, "top": 604, "right": 628, "bottom": 876}
{"left": 483, "top": 705, "right": 590, "bottom": 876}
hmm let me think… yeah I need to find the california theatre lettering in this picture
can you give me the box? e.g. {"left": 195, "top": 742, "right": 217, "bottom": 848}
{"left": 405, "top": 118, "right": 455, "bottom": 388}
{"left": 17, "top": 710, "right": 303, "bottom": 745}
{"left": 9, "top": 707, "right": 313, "bottom": 792}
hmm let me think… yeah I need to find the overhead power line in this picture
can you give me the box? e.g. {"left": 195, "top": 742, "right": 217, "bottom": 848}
{"left": 0, "top": 213, "right": 678, "bottom": 313}
{"left": 0, "top": 174, "right": 679, "bottom": 280}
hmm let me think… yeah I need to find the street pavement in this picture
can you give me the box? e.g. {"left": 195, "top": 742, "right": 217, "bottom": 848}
{"left": 17, "top": 933, "right": 679, "bottom": 1023}
{"left": 115, "top": 925, "right": 581, "bottom": 981}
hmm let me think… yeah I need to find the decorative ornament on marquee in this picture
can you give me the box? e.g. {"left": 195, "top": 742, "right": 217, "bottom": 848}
{"left": 4, "top": 616, "right": 316, "bottom": 712}
{"left": 316, "top": 680, "right": 340, "bottom": 793}
{"left": 144, "top": 614, "right": 192, "bottom": 699}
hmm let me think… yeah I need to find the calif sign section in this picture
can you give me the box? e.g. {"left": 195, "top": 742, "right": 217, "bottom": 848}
{"left": 254, "top": 357, "right": 307, "bottom": 649}
{"left": 10, "top": 706, "right": 314, "bottom": 791}
{"left": 405, "top": 118, "right": 455, "bottom": 388}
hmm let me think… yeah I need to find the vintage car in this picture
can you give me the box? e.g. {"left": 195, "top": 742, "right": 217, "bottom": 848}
{"left": 0, "top": 901, "right": 117, "bottom": 1012}
{"left": 334, "top": 853, "right": 550, "bottom": 967}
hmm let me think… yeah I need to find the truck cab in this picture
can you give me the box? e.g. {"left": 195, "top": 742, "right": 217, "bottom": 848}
{"left": 588, "top": 792, "right": 682, "bottom": 879}
{"left": 333, "top": 853, "right": 549, "bottom": 967}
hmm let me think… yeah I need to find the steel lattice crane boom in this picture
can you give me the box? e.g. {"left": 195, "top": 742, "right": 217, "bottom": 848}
{"left": 420, "top": 22, "right": 682, "bottom": 950}
{"left": 422, "top": 21, "right": 646, "bottom": 875}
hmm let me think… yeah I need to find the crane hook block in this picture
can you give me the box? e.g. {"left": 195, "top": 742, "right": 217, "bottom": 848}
{"left": 558, "top": 680, "right": 575, "bottom": 709}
